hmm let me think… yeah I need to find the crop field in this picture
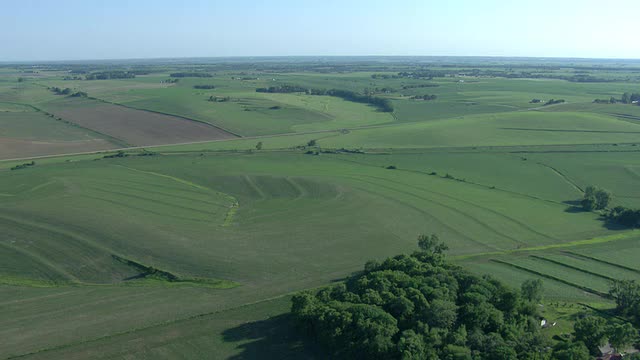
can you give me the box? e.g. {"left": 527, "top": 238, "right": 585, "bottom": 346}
{"left": 40, "top": 98, "right": 237, "bottom": 147}
{"left": 0, "top": 108, "right": 116, "bottom": 160}
{"left": 2, "top": 57, "right": 640, "bottom": 359}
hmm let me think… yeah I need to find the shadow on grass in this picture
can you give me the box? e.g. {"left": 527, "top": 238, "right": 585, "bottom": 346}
{"left": 222, "top": 314, "right": 323, "bottom": 360}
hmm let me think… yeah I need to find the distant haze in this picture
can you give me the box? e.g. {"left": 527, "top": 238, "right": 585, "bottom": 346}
{"left": 2, "top": 0, "right": 639, "bottom": 61}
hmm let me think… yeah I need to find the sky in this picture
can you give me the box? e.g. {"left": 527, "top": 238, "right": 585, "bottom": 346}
{"left": 1, "top": 0, "right": 639, "bottom": 61}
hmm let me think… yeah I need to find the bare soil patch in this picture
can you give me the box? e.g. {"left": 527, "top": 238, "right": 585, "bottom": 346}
{"left": 0, "top": 137, "right": 116, "bottom": 160}
{"left": 47, "top": 99, "right": 237, "bottom": 146}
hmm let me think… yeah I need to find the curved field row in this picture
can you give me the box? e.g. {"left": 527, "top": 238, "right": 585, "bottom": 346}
{"left": 341, "top": 175, "right": 522, "bottom": 251}
{"left": 363, "top": 174, "right": 558, "bottom": 241}
{"left": 0, "top": 213, "right": 136, "bottom": 283}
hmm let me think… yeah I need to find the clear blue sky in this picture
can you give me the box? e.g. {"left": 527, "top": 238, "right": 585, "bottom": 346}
{"left": 2, "top": 0, "right": 638, "bottom": 61}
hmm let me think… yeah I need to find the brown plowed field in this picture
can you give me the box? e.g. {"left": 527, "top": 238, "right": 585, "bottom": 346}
{"left": 47, "top": 99, "right": 237, "bottom": 146}
{"left": 0, "top": 137, "right": 116, "bottom": 160}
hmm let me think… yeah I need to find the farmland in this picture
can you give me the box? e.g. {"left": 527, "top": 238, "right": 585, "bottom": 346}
{"left": 2, "top": 57, "right": 640, "bottom": 358}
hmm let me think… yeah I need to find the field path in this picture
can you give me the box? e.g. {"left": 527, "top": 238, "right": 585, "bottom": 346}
{"left": 536, "top": 162, "right": 584, "bottom": 193}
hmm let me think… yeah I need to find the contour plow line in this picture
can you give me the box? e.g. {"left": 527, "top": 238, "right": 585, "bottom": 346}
{"left": 115, "top": 165, "right": 240, "bottom": 225}
{"left": 343, "top": 175, "right": 525, "bottom": 247}
{"left": 362, "top": 174, "right": 558, "bottom": 241}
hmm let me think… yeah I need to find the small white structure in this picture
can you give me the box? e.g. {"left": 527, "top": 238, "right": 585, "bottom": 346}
{"left": 540, "top": 319, "right": 547, "bottom": 327}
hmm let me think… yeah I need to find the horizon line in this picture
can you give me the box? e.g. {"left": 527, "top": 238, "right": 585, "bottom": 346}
{"left": 2, "top": 54, "right": 640, "bottom": 64}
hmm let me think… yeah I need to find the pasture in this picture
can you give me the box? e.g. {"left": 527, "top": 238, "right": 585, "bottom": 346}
{"left": 2, "top": 57, "right": 640, "bottom": 358}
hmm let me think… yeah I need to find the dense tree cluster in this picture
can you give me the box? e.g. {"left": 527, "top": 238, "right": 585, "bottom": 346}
{"left": 85, "top": 71, "right": 135, "bottom": 80}
{"left": 371, "top": 74, "right": 400, "bottom": 79}
{"left": 255, "top": 85, "right": 308, "bottom": 93}
{"left": 563, "top": 290, "right": 638, "bottom": 356}
{"left": 208, "top": 95, "right": 230, "bottom": 102}
{"left": 193, "top": 85, "right": 216, "bottom": 89}
{"left": 49, "top": 87, "right": 72, "bottom": 95}
{"left": 69, "top": 91, "right": 88, "bottom": 98}
{"left": 594, "top": 93, "right": 640, "bottom": 104}
{"left": 397, "top": 70, "right": 448, "bottom": 79}
{"left": 365, "top": 87, "right": 395, "bottom": 95}
{"left": 169, "top": 72, "right": 213, "bottom": 78}
{"left": 256, "top": 85, "right": 394, "bottom": 112}
{"left": 610, "top": 280, "right": 640, "bottom": 326}
{"left": 543, "top": 99, "right": 566, "bottom": 106}
{"left": 606, "top": 206, "right": 640, "bottom": 228}
{"left": 291, "top": 235, "right": 549, "bottom": 359}
{"left": 411, "top": 94, "right": 438, "bottom": 101}
{"left": 581, "top": 185, "right": 611, "bottom": 211}
{"left": 10, "top": 161, "right": 35, "bottom": 171}
{"left": 622, "top": 93, "right": 640, "bottom": 104}
{"left": 402, "top": 84, "right": 440, "bottom": 90}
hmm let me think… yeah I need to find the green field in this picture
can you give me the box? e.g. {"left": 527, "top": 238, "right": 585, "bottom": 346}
{"left": 2, "top": 57, "right": 640, "bottom": 359}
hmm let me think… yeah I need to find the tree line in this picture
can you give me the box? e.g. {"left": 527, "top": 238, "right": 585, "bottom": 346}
{"left": 169, "top": 72, "right": 213, "bottom": 78}
{"left": 594, "top": 93, "right": 640, "bottom": 104}
{"left": 255, "top": 85, "right": 394, "bottom": 112}
{"left": 85, "top": 71, "right": 135, "bottom": 80}
{"left": 49, "top": 87, "right": 87, "bottom": 98}
{"left": 193, "top": 85, "right": 216, "bottom": 89}
{"left": 411, "top": 94, "right": 437, "bottom": 101}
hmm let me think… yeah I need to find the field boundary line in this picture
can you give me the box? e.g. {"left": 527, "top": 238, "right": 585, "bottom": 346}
{"left": 562, "top": 251, "right": 640, "bottom": 275}
{"left": 86, "top": 96, "right": 242, "bottom": 137}
{"left": 528, "top": 255, "right": 617, "bottom": 281}
{"left": 4, "top": 101, "right": 132, "bottom": 148}
{"left": 453, "top": 231, "right": 638, "bottom": 261}
{"left": 536, "top": 162, "right": 584, "bottom": 193}
{"left": 489, "top": 259, "right": 609, "bottom": 298}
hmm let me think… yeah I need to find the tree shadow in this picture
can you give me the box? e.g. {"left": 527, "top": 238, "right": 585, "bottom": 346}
{"left": 600, "top": 220, "right": 630, "bottom": 231}
{"left": 222, "top": 314, "right": 324, "bottom": 359}
{"left": 563, "top": 200, "right": 586, "bottom": 213}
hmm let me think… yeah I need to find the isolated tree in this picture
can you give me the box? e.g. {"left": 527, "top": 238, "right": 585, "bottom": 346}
{"left": 417, "top": 234, "right": 448, "bottom": 254}
{"left": 307, "top": 139, "right": 317, "bottom": 147}
{"left": 609, "top": 280, "right": 640, "bottom": 317}
{"left": 255, "top": 142, "right": 263, "bottom": 150}
{"left": 521, "top": 279, "right": 544, "bottom": 303}
{"left": 608, "top": 322, "right": 636, "bottom": 353}
{"left": 581, "top": 185, "right": 611, "bottom": 211}
{"left": 573, "top": 316, "right": 608, "bottom": 355}
{"left": 622, "top": 92, "right": 631, "bottom": 104}
{"left": 595, "top": 189, "right": 612, "bottom": 209}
